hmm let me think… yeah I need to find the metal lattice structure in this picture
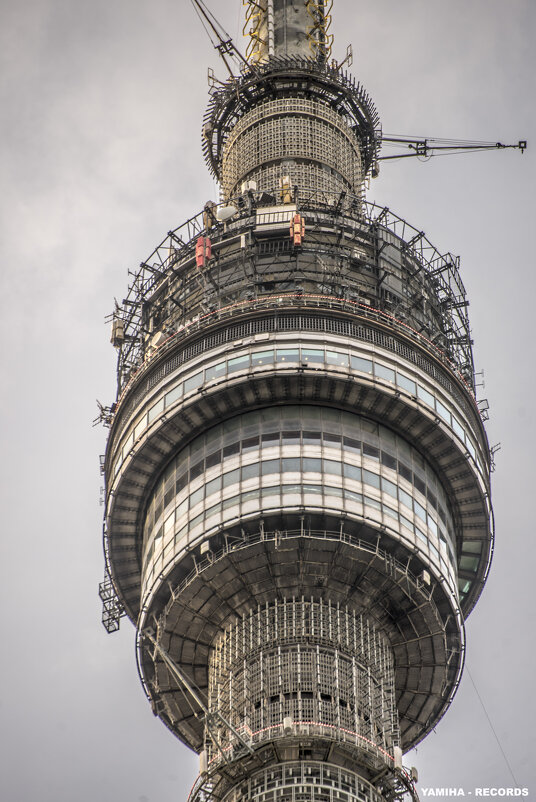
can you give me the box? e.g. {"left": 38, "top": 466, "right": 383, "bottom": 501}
{"left": 206, "top": 599, "right": 399, "bottom": 766}
{"left": 202, "top": 58, "right": 381, "bottom": 195}
{"left": 100, "top": 4, "right": 495, "bottom": 802}
{"left": 109, "top": 198, "right": 475, "bottom": 399}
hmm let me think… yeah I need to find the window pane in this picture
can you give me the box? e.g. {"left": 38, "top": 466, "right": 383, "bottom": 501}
{"left": 414, "top": 475, "right": 426, "bottom": 496}
{"left": 452, "top": 416, "right": 465, "bottom": 440}
{"left": 223, "top": 442, "right": 240, "bottom": 459}
{"left": 324, "top": 459, "right": 342, "bottom": 475}
{"left": 323, "top": 432, "right": 341, "bottom": 446}
{"left": 223, "top": 495, "right": 239, "bottom": 510}
{"left": 381, "top": 451, "right": 397, "bottom": 470}
{"left": 399, "top": 488, "right": 413, "bottom": 510}
{"left": 242, "top": 489, "right": 260, "bottom": 503}
{"left": 243, "top": 436, "right": 259, "bottom": 452}
{"left": 343, "top": 436, "right": 361, "bottom": 453}
{"left": 190, "top": 487, "right": 204, "bottom": 508}
{"left": 242, "top": 463, "right": 259, "bottom": 481}
{"left": 148, "top": 399, "right": 164, "bottom": 422}
{"left": 262, "top": 485, "right": 280, "bottom": 498}
{"left": 303, "top": 431, "right": 321, "bottom": 445}
{"left": 277, "top": 349, "right": 299, "bottom": 362}
{"left": 282, "top": 431, "right": 300, "bottom": 445}
{"left": 176, "top": 472, "right": 188, "bottom": 493}
{"left": 417, "top": 384, "right": 435, "bottom": 408}
{"left": 343, "top": 463, "right": 361, "bottom": 481}
{"left": 165, "top": 384, "right": 183, "bottom": 407}
{"left": 382, "top": 477, "right": 397, "bottom": 498}
{"left": 363, "top": 469, "right": 380, "bottom": 489}
{"left": 462, "top": 540, "right": 482, "bottom": 554}
{"left": 400, "top": 515, "right": 414, "bottom": 532}
{"left": 325, "top": 485, "right": 343, "bottom": 497}
{"left": 252, "top": 350, "right": 274, "bottom": 366}
{"left": 326, "top": 351, "right": 348, "bottom": 367}
{"left": 134, "top": 416, "right": 147, "bottom": 440}
{"left": 223, "top": 417, "right": 240, "bottom": 435}
{"left": 427, "top": 490, "right": 438, "bottom": 510}
{"left": 205, "top": 361, "right": 226, "bottom": 381}
{"left": 261, "top": 432, "right": 280, "bottom": 446}
{"left": 414, "top": 500, "right": 427, "bottom": 522}
{"left": 282, "top": 484, "right": 302, "bottom": 494}
{"left": 436, "top": 399, "right": 451, "bottom": 424}
{"left": 363, "top": 443, "right": 379, "bottom": 460}
{"left": 351, "top": 355, "right": 373, "bottom": 374}
{"left": 262, "top": 459, "right": 280, "bottom": 475}
{"left": 364, "top": 495, "right": 381, "bottom": 510}
{"left": 397, "top": 373, "right": 416, "bottom": 395}
{"left": 302, "top": 348, "right": 324, "bottom": 363}
{"left": 190, "top": 459, "right": 204, "bottom": 481}
{"left": 229, "top": 355, "right": 250, "bottom": 373}
{"left": 303, "top": 457, "right": 322, "bottom": 473}
{"left": 206, "top": 450, "right": 222, "bottom": 469}
{"left": 184, "top": 372, "right": 203, "bottom": 393}
{"left": 164, "top": 487, "right": 175, "bottom": 508}
{"left": 206, "top": 476, "right": 221, "bottom": 496}
{"left": 303, "top": 484, "right": 323, "bottom": 495}
{"left": 282, "top": 457, "right": 300, "bottom": 472}
{"left": 375, "top": 363, "right": 395, "bottom": 382}
{"left": 415, "top": 526, "right": 427, "bottom": 543}
{"left": 223, "top": 468, "right": 240, "bottom": 487}
{"left": 205, "top": 502, "right": 221, "bottom": 519}
{"left": 399, "top": 462, "right": 412, "bottom": 482}
{"left": 459, "top": 555, "right": 480, "bottom": 572}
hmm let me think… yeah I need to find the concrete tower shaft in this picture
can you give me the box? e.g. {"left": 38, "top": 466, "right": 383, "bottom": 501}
{"left": 101, "top": 3, "right": 494, "bottom": 802}
{"left": 244, "top": 0, "right": 333, "bottom": 63}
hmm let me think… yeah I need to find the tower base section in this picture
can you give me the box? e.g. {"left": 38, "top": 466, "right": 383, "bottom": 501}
{"left": 189, "top": 759, "right": 415, "bottom": 802}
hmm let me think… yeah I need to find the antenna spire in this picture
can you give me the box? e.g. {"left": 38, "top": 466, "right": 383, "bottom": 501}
{"left": 243, "top": 0, "right": 333, "bottom": 63}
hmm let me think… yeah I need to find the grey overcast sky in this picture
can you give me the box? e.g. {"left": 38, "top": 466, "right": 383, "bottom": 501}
{"left": 0, "top": 1, "right": 534, "bottom": 800}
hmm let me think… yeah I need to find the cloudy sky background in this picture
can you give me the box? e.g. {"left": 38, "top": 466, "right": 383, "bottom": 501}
{"left": 1, "top": 1, "right": 534, "bottom": 799}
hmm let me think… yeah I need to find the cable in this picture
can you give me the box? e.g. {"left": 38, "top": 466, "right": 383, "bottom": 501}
{"left": 190, "top": 0, "right": 216, "bottom": 47}
{"left": 466, "top": 666, "right": 519, "bottom": 786}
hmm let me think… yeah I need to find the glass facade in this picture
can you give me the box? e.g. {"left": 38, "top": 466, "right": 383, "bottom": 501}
{"left": 141, "top": 406, "right": 457, "bottom": 595}
{"left": 112, "top": 341, "right": 486, "bottom": 483}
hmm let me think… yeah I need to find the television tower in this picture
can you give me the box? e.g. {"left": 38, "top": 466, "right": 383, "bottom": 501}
{"left": 99, "top": 2, "right": 499, "bottom": 799}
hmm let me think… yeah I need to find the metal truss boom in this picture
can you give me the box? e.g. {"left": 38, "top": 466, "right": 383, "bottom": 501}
{"left": 379, "top": 135, "right": 526, "bottom": 161}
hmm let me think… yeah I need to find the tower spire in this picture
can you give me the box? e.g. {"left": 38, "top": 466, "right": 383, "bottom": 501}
{"left": 244, "top": 0, "right": 333, "bottom": 63}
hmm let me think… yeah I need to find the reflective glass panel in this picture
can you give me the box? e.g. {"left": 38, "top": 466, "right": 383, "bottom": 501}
{"left": 277, "top": 349, "right": 300, "bottom": 362}
{"left": 184, "top": 371, "right": 203, "bottom": 393}
{"left": 302, "top": 348, "right": 324, "bottom": 363}
{"left": 252, "top": 350, "right": 274, "bottom": 366}
{"left": 351, "top": 355, "right": 373, "bottom": 374}
{"left": 375, "top": 364, "right": 395, "bottom": 383}
{"left": 397, "top": 373, "right": 416, "bottom": 394}
{"left": 228, "top": 355, "right": 250, "bottom": 372}
{"left": 205, "top": 361, "right": 226, "bottom": 381}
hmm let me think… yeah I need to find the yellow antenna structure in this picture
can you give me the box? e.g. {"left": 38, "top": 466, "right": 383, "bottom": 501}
{"left": 243, "top": 0, "right": 272, "bottom": 64}
{"left": 306, "top": 0, "right": 334, "bottom": 60}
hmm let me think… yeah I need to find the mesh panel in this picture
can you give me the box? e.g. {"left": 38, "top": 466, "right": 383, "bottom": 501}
{"left": 207, "top": 599, "right": 398, "bottom": 764}
{"left": 222, "top": 98, "right": 363, "bottom": 200}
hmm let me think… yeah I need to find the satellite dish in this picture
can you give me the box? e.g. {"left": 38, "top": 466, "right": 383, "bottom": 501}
{"left": 216, "top": 205, "right": 238, "bottom": 222}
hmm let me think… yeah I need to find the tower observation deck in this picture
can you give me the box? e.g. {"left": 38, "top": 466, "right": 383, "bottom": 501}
{"left": 100, "top": 2, "right": 494, "bottom": 800}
